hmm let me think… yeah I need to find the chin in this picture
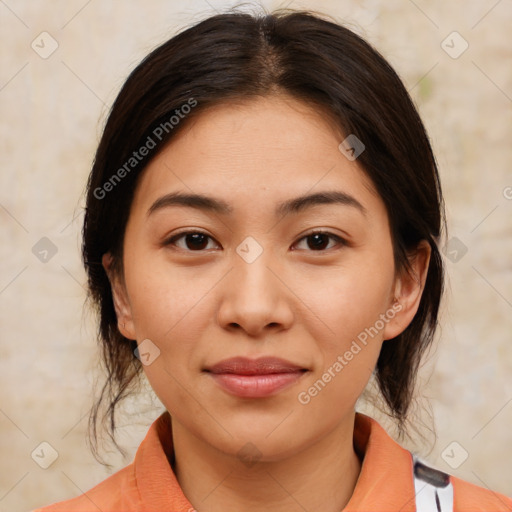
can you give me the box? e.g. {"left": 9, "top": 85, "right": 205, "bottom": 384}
{"left": 210, "top": 416, "right": 315, "bottom": 463}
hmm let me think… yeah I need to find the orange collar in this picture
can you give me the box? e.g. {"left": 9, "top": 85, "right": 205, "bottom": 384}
{"left": 36, "top": 410, "right": 512, "bottom": 511}
{"left": 133, "top": 411, "right": 417, "bottom": 511}
{"left": 345, "top": 413, "right": 416, "bottom": 511}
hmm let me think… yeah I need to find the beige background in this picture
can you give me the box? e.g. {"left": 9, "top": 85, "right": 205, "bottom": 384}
{"left": 1, "top": 1, "right": 511, "bottom": 511}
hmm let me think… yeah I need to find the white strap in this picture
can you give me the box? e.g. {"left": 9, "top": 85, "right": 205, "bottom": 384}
{"left": 412, "top": 454, "right": 454, "bottom": 512}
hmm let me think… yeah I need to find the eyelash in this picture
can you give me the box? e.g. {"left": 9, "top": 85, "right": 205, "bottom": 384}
{"left": 163, "top": 230, "right": 347, "bottom": 253}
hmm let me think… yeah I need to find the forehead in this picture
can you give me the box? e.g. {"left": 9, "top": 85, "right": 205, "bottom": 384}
{"left": 131, "top": 94, "right": 382, "bottom": 219}
{"left": 168, "top": 94, "right": 347, "bottom": 161}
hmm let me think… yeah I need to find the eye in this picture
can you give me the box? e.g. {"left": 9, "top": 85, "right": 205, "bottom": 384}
{"left": 164, "top": 230, "right": 346, "bottom": 253}
{"left": 164, "top": 231, "right": 220, "bottom": 251}
{"left": 293, "top": 231, "right": 346, "bottom": 252}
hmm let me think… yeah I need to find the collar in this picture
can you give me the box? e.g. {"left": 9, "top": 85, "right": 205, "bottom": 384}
{"left": 133, "top": 411, "right": 417, "bottom": 511}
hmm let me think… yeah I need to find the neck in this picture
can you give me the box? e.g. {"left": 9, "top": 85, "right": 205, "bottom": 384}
{"left": 171, "top": 412, "right": 362, "bottom": 512}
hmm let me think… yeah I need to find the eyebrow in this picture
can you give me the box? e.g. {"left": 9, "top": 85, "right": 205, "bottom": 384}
{"left": 147, "top": 190, "right": 366, "bottom": 218}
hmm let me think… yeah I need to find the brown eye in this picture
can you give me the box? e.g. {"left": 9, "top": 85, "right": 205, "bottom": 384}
{"left": 294, "top": 231, "right": 346, "bottom": 251}
{"left": 165, "top": 231, "right": 219, "bottom": 251}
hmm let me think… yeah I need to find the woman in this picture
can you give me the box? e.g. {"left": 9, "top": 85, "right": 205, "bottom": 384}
{"left": 34, "top": 9, "right": 511, "bottom": 512}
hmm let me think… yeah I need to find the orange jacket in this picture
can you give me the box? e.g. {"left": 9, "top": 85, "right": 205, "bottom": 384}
{"left": 33, "top": 412, "right": 512, "bottom": 511}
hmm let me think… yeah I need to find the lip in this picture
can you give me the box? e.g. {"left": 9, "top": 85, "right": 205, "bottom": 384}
{"left": 204, "top": 357, "right": 308, "bottom": 398}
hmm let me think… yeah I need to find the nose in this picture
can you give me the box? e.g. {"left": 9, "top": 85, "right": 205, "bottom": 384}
{"left": 216, "top": 250, "right": 294, "bottom": 337}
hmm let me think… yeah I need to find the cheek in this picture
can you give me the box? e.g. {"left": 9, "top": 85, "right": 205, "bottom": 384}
{"left": 122, "top": 252, "right": 219, "bottom": 398}
{"left": 298, "top": 258, "right": 395, "bottom": 344}
{"left": 294, "top": 251, "right": 395, "bottom": 409}
{"left": 124, "top": 260, "right": 209, "bottom": 413}
{"left": 124, "top": 250, "right": 214, "bottom": 339}
{"left": 295, "top": 269, "right": 391, "bottom": 419}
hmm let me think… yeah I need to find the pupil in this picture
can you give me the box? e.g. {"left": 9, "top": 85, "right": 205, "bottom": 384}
{"left": 309, "top": 233, "right": 328, "bottom": 250}
{"left": 187, "top": 233, "right": 207, "bottom": 250}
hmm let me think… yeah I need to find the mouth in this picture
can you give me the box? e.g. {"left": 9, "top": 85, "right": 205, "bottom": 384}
{"left": 203, "top": 356, "right": 309, "bottom": 398}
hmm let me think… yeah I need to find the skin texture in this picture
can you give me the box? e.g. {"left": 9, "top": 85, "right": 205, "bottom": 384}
{"left": 103, "top": 94, "right": 430, "bottom": 512}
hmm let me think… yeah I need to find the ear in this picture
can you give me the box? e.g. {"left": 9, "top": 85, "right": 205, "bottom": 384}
{"left": 383, "top": 240, "right": 431, "bottom": 341}
{"left": 102, "top": 253, "right": 136, "bottom": 340}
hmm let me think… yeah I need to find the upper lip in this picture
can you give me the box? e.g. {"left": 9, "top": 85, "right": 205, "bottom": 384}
{"left": 205, "top": 357, "right": 307, "bottom": 375}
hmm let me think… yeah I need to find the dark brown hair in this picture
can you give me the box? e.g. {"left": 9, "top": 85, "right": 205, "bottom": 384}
{"left": 82, "top": 8, "right": 445, "bottom": 464}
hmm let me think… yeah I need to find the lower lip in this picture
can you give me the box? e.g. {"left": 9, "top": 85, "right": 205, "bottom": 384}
{"left": 208, "top": 372, "right": 305, "bottom": 398}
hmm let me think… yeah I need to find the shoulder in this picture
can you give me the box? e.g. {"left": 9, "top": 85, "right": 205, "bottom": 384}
{"left": 31, "top": 462, "right": 141, "bottom": 512}
{"left": 451, "top": 474, "right": 512, "bottom": 512}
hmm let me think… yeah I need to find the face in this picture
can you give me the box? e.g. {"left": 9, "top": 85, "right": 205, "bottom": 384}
{"left": 105, "top": 94, "right": 428, "bottom": 461}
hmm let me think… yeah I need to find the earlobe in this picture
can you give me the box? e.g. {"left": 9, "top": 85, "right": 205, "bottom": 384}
{"left": 101, "top": 253, "right": 137, "bottom": 340}
{"left": 383, "top": 241, "right": 431, "bottom": 340}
